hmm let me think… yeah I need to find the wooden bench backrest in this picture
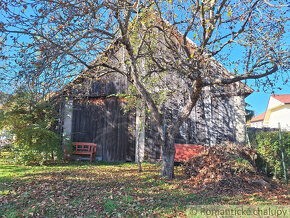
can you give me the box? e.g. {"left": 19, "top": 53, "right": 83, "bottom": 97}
{"left": 72, "top": 142, "right": 97, "bottom": 153}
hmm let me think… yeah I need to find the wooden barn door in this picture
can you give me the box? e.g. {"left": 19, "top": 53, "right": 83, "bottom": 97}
{"left": 71, "top": 98, "right": 135, "bottom": 161}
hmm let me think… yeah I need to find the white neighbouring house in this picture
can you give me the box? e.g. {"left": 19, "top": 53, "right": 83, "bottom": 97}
{"left": 250, "top": 95, "right": 290, "bottom": 131}
{"left": 249, "top": 111, "right": 266, "bottom": 129}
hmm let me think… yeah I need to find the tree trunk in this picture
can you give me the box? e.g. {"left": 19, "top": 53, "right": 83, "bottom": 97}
{"left": 138, "top": 160, "right": 142, "bottom": 172}
{"left": 161, "top": 137, "right": 176, "bottom": 180}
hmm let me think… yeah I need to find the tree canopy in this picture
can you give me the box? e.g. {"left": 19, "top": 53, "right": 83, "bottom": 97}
{"left": 0, "top": 0, "right": 289, "bottom": 179}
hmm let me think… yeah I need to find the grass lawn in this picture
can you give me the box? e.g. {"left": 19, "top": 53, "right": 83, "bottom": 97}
{"left": 0, "top": 157, "right": 289, "bottom": 217}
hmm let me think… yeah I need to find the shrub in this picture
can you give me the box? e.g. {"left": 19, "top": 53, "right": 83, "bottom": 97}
{"left": 0, "top": 88, "right": 63, "bottom": 165}
{"left": 10, "top": 124, "right": 62, "bottom": 165}
{"left": 249, "top": 131, "right": 289, "bottom": 179}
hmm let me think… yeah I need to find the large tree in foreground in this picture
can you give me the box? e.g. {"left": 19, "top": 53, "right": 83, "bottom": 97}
{"left": 1, "top": 0, "right": 289, "bottom": 179}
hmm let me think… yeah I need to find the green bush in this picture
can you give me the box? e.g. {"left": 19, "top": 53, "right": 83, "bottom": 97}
{"left": 10, "top": 124, "right": 62, "bottom": 165}
{"left": 249, "top": 131, "right": 289, "bottom": 179}
{"left": 0, "top": 88, "right": 63, "bottom": 165}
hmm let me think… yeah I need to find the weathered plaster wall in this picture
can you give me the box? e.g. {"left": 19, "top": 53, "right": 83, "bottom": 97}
{"left": 233, "top": 96, "right": 246, "bottom": 145}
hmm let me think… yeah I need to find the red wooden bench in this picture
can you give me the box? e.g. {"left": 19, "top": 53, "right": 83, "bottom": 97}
{"left": 67, "top": 142, "right": 97, "bottom": 162}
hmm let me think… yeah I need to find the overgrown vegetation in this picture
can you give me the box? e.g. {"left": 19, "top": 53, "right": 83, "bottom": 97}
{"left": 0, "top": 89, "right": 62, "bottom": 165}
{"left": 249, "top": 131, "right": 290, "bottom": 179}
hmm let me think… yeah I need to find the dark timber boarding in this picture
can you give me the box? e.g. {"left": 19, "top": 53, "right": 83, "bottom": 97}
{"left": 71, "top": 97, "right": 135, "bottom": 162}
{"left": 144, "top": 91, "right": 237, "bottom": 160}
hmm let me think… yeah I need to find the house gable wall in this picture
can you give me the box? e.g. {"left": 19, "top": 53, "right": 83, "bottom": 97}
{"left": 267, "top": 96, "right": 283, "bottom": 109}
{"left": 267, "top": 105, "right": 290, "bottom": 130}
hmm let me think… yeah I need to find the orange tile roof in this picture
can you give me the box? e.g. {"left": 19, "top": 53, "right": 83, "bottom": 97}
{"left": 272, "top": 94, "right": 290, "bottom": 104}
{"left": 250, "top": 112, "right": 266, "bottom": 122}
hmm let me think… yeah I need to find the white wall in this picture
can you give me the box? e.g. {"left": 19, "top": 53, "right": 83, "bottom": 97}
{"left": 250, "top": 120, "right": 263, "bottom": 128}
{"left": 268, "top": 107, "right": 290, "bottom": 130}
